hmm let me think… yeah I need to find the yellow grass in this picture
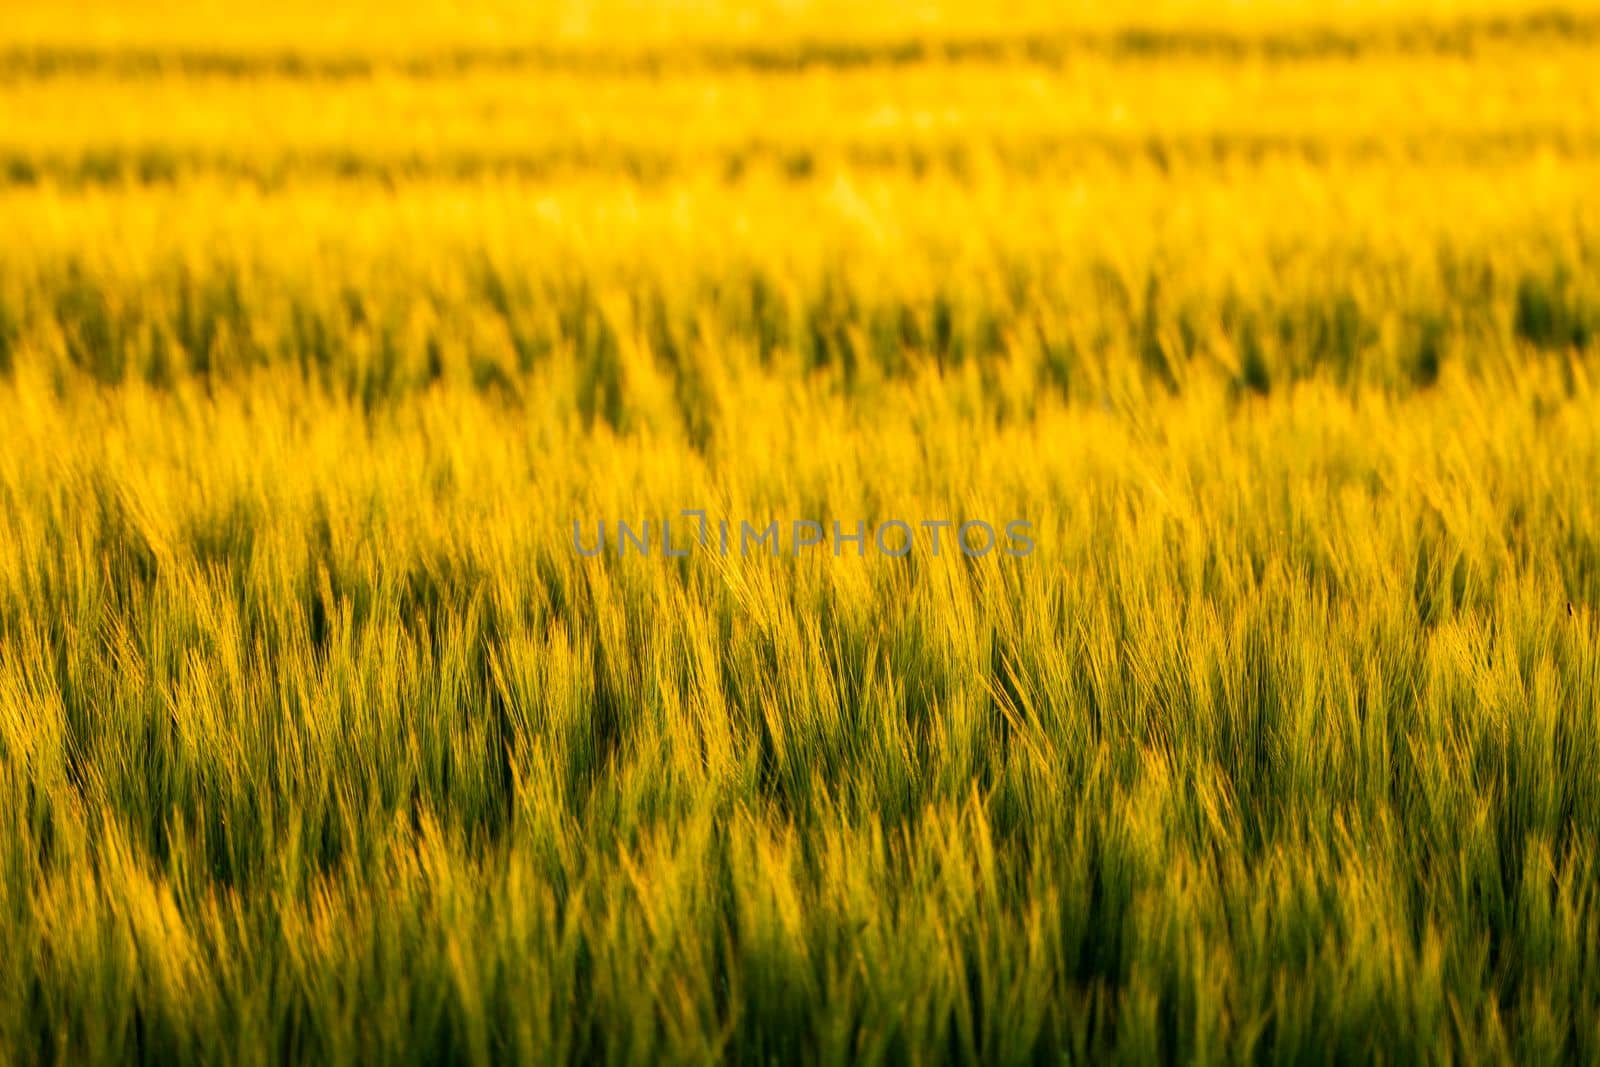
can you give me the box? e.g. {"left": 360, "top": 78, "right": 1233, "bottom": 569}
{"left": 1, "top": 2, "right": 1599, "bottom": 1064}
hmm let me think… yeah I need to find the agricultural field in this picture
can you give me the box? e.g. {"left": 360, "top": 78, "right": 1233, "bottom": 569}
{"left": 2, "top": 1, "right": 1600, "bottom": 1063}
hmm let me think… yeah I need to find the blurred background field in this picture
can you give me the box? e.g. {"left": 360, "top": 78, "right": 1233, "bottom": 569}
{"left": 1, "top": 3, "right": 1599, "bottom": 1064}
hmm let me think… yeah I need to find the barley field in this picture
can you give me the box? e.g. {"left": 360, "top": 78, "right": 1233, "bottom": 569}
{"left": 2, "top": 2, "right": 1600, "bottom": 1064}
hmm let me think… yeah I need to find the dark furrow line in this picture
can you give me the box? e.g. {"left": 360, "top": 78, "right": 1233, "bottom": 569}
{"left": 2, "top": 8, "right": 1598, "bottom": 81}
{"left": 4, "top": 129, "right": 1599, "bottom": 188}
